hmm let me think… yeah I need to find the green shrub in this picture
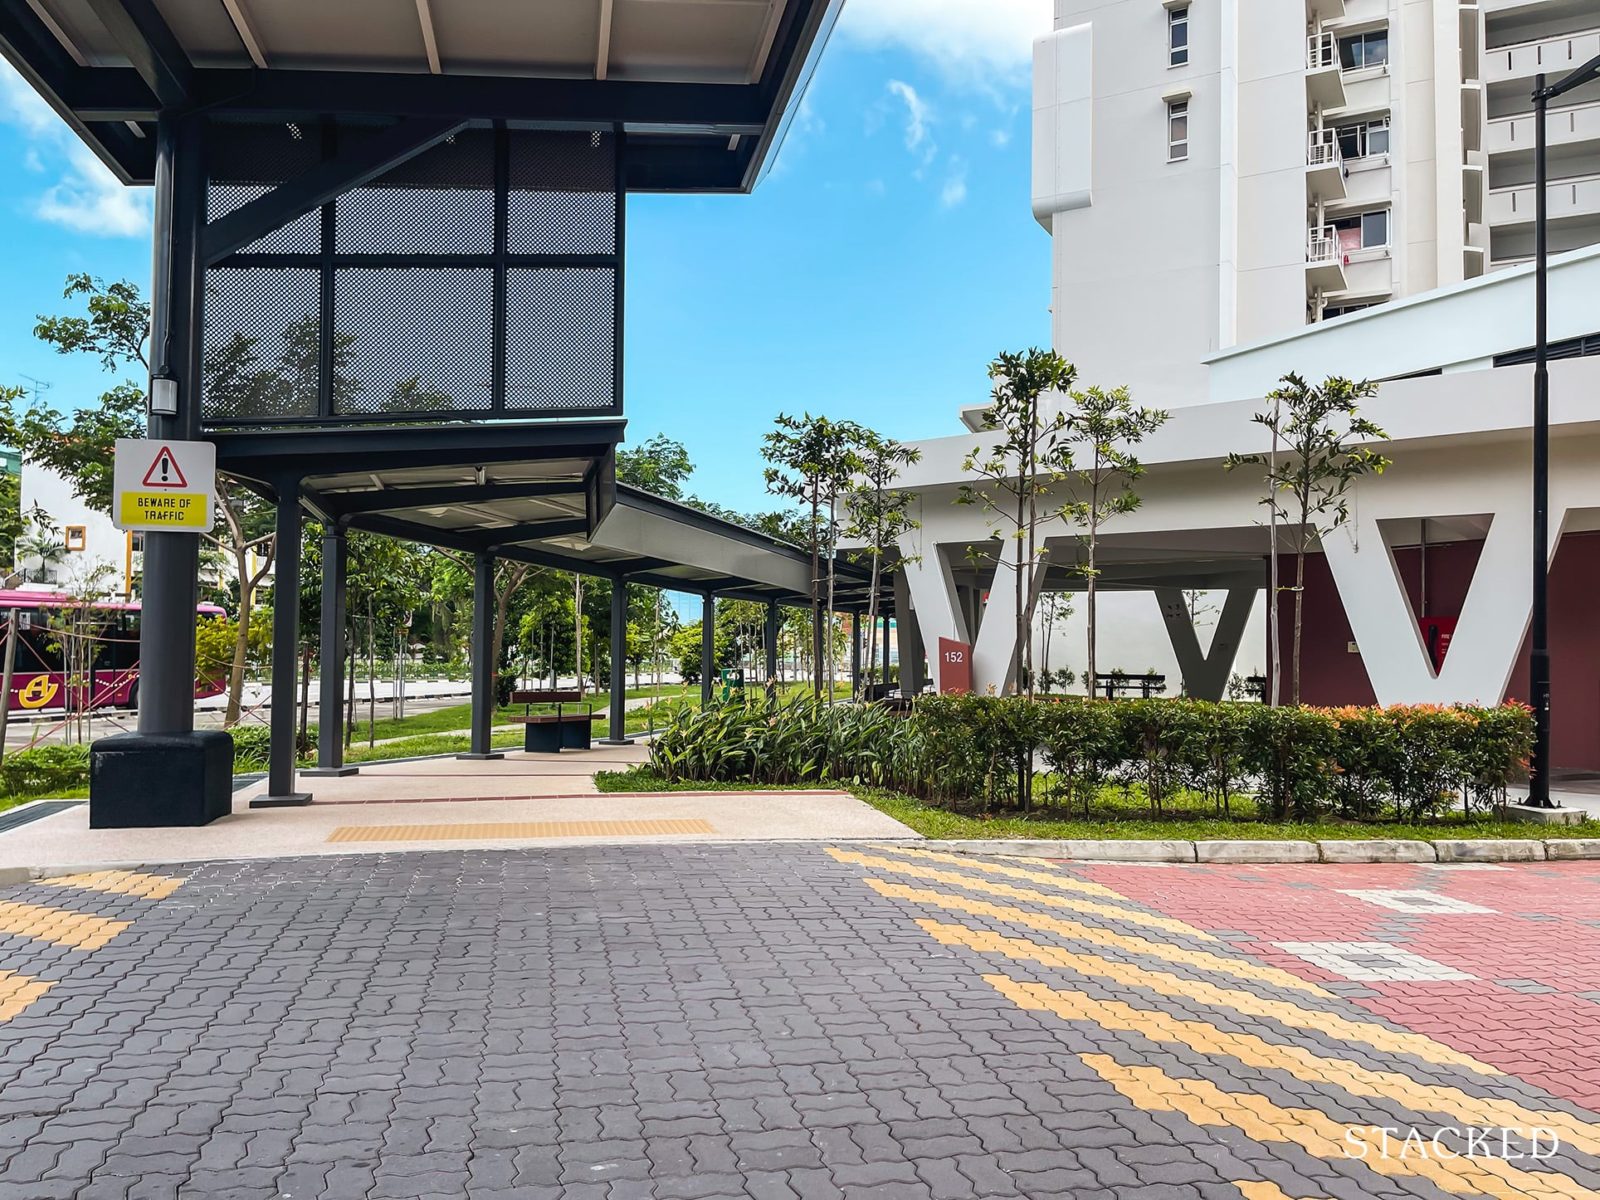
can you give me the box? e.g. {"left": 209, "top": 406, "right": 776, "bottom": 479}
{"left": 644, "top": 692, "right": 1533, "bottom": 826}
{"left": 0, "top": 744, "right": 90, "bottom": 798}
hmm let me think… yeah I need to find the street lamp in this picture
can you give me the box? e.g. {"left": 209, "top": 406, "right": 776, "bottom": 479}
{"left": 1528, "top": 53, "right": 1600, "bottom": 808}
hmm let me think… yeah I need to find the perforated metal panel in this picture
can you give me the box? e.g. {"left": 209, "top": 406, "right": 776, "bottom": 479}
{"left": 333, "top": 270, "right": 494, "bottom": 415}
{"left": 509, "top": 131, "right": 618, "bottom": 255}
{"left": 506, "top": 270, "right": 617, "bottom": 412}
{"left": 202, "top": 268, "right": 321, "bottom": 420}
{"left": 336, "top": 131, "right": 495, "bottom": 255}
{"left": 201, "top": 120, "right": 622, "bottom": 426}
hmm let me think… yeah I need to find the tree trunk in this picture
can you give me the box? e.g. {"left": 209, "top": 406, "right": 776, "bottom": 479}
{"left": 1086, "top": 502, "right": 1099, "bottom": 700}
{"left": 345, "top": 629, "right": 356, "bottom": 750}
{"left": 224, "top": 551, "right": 252, "bottom": 728}
{"left": 573, "top": 574, "right": 584, "bottom": 697}
{"left": 297, "top": 643, "right": 313, "bottom": 754}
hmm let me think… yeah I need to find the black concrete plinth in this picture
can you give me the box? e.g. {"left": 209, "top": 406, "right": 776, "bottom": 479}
{"left": 90, "top": 731, "right": 233, "bottom": 829}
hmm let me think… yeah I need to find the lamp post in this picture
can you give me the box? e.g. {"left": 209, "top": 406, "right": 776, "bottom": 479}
{"left": 1528, "top": 53, "right": 1600, "bottom": 808}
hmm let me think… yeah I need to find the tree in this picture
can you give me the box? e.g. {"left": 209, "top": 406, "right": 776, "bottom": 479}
{"left": 844, "top": 431, "right": 921, "bottom": 693}
{"left": 1061, "top": 385, "right": 1169, "bottom": 700}
{"left": 1225, "top": 373, "right": 1389, "bottom": 705}
{"left": 958, "top": 349, "right": 1077, "bottom": 698}
{"left": 21, "top": 275, "right": 284, "bottom": 728}
{"left": 617, "top": 434, "right": 694, "bottom": 500}
{"left": 763, "top": 415, "right": 863, "bottom": 696}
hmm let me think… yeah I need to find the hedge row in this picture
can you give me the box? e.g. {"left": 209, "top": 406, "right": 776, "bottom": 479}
{"left": 647, "top": 694, "right": 1534, "bottom": 823}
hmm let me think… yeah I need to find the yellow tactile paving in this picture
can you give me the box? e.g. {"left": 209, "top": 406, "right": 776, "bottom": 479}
{"left": 828, "top": 847, "right": 1218, "bottom": 942}
{"left": 862, "top": 844, "right": 1125, "bottom": 898}
{"left": 326, "top": 818, "right": 715, "bottom": 844}
{"left": 922, "top": 920, "right": 1505, "bottom": 1077}
{"left": 0, "top": 900, "right": 130, "bottom": 951}
{"left": 43, "top": 870, "right": 185, "bottom": 901}
{"left": 1232, "top": 1184, "right": 1315, "bottom": 1200}
{"left": 1081, "top": 1055, "right": 1597, "bottom": 1200}
{"left": 0, "top": 971, "right": 51, "bottom": 1022}
{"left": 988, "top": 976, "right": 1600, "bottom": 1157}
{"left": 862, "top": 878, "right": 1330, "bottom": 995}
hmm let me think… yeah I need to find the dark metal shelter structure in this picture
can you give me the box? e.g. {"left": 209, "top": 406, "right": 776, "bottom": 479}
{"left": 0, "top": 0, "right": 888, "bottom": 822}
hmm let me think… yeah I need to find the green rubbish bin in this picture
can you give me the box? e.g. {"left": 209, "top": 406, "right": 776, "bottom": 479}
{"left": 719, "top": 668, "right": 745, "bottom": 702}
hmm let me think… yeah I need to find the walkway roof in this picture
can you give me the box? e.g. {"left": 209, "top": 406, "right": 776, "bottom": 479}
{"left": 2, "top": 0, "right": 842, "bottom": 191}
{"left": 213, "top": 422, "right": 878, "bottom": 610}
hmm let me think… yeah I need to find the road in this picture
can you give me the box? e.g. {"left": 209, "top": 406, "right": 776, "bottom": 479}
{"left": 0, "top": 844, "right": 1597, "bottom": 1197}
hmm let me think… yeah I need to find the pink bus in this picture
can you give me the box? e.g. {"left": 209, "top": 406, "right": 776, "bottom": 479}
{"left": 0, "top": 589, "right": 227, "bottom": 713}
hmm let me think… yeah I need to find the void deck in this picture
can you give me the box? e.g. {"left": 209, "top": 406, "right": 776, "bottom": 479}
{"left": 0, "top": 0, "right": 890, "bottom": 821}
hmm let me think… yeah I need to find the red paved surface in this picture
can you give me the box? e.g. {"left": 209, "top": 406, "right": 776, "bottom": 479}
{"left": 1074, "top": 860, "right": 1600, "bottom": 1112}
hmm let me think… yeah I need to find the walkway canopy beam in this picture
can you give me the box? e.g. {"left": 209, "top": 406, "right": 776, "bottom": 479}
{"left": 84, "top": 0, "right": 192, "bottom": 109}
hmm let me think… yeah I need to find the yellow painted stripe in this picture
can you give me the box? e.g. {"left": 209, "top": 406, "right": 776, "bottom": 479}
{"left": 0, "top": 970, "right": 51, "bottom": 1022}
{"left": 44, "top": 870, "right": 185, "bottom": 901}
{"left": 863, "top": 878, "right": 1328, "bottom": 995}
{"left": 828, "top": 847, "right": 1217, "bottom": 942}
{"left": 0, "top": 900, "right": 129, "bottom": 951}
{"left": 327, "top": 818, "right": 713, "bottom": 844}
{"left": 921, "top": 920, "right": 1503, "bottom": 1078}
{"left": 989, "top": 977, "right": 1600, "bottom": 1158}
{"left": 1079, "top": 1054, "right": 1596, "bottom": 1200}
{"left": 862, "top": 844, "right": 1124, "bottom": 898}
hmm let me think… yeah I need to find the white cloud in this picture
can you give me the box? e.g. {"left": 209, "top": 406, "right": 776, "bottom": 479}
{"left": 839, "top": 0, "right": 1052, "bottom": 87}
{"left": 0, "top": 59, "right": 150, "bottom": 237}
{"left": 940, "top": 158, "right": 968, "bottom": 208}
{"left": 886, "top": 79, "right": 934, "bottom": 163}
{"left": 36, "top": 142, "right": 151, "bottom": 236}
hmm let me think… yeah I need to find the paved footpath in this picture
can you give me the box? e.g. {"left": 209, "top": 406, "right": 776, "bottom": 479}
{"left": 0, "top": 846, "right": 1597, "bottom": 1199}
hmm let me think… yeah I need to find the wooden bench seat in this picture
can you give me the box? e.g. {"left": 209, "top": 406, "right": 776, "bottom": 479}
{"left": 508, "top": 689, "right": 599, "bottom": 752}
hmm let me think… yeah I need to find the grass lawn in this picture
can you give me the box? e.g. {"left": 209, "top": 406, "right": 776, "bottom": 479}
{"left": 354, "top": 680, "right": 844, "bottom": 742}
{"left": 855, "top": 788, "right": 1554, "bottom": 842}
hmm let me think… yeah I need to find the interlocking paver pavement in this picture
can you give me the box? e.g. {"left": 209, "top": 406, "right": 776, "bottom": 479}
{"left": 0, "top": 844, "right": 1597, "bottom": 1198}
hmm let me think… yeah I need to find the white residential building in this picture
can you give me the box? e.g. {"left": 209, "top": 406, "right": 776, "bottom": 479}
{"left": 884, "top": 0, "right": 1600, "bottom": 770}
{"left": 1031, "top": 0, "right": 1599, "bottom": 413}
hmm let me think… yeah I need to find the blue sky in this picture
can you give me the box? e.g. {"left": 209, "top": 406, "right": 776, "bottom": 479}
{"left": 0, "top": 0, "right": 1053, "bottom": 516}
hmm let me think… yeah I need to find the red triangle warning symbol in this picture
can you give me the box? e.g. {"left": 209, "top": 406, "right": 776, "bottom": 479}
{"left": 141, "top": 446, "right": 188, "bottom": 488}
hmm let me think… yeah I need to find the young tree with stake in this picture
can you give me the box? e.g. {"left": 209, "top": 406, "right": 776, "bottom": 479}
{"left": 1061, "top": 386, "right": 1168, "bottom": 700}
{"left": 844, "top": 431, "right": 921, "bottom": 693}
{"left": 957, "top": 349, "right": 1077, "bottom": 698}
{"left": 763, "top": 415, "right": 863, "bottom": 696}
{"left": 1225, "top": 373, "right": 1389, "bottom": 705}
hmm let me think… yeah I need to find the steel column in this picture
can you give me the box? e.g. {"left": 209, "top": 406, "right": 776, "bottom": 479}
{"left": 1530, "top": 74, "right": 1552, "bottom": 805}
{"left": 461, "top": 551, "right": 504, "bottom": 760}
{"left": 137, "top": 111, "right": 205, "bottom": 737}
{"left": 306, "top": 526, "right": 356, "bottom": 777}
{"left": 604, "top": 579, "right": 628, "bottom": 744}
{"left": 701, "top": 593, "right": 716, "bottom": 706}
{"left": 764, "top": 601, "right": 779, "bottom": 697}
{"left": 260, "top": 476, "right": 311, "bottom": 805}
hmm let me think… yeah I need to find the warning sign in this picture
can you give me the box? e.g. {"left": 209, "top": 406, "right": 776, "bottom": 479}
{"left": 113, "top": 439, "right": 215, "bottom": 532}
{"left": 141, "top": 446, "right": 188, "bottom": 488}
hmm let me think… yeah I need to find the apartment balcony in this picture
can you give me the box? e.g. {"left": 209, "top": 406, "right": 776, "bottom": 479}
{"left": 1336, "top": 159, "right": 1392, "bottom": 207}
{"left": 1486, "top": 170, "right": 1600, "bottom": 226}
{"left": 1333, "top": 68, "right": 1392, "bottom": 115}
{"left": 1462, "top": 80, "right": 1484, "bottom": 151}
{"left": 1465, "top": 161, "right": 1486, "bottom": 224}
{"left": 1460, "top": 5, "right": 1482, "bottom": 78}
{"left": 1307, "top": 0, "right": 1344, "bottom": 20}
{"left": 1483, "top": 28, "right": 1600, "bottom": 85}
{"left": 1306, "top": 130, "right": 1346, "bottom": 202}
{"left": 1306, "top": 33, "right": 1346, "bottom": 110}
{"left": 1487, "top": 98, "right": 1600, "bottom": 155}
{"left": 1306, "top": 226, "right": 1348, "bottom": 292}
{"left": 1338, "top": 252, "right": 1395, "bottom": 298}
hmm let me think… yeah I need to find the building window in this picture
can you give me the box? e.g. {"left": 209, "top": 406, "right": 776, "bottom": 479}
{"left": 65, "top": 525, "right": 87, "bottom": 552}
{"left": 1339, "top": 29, "right": 1389, "bottom": 71}
{"left": 1332, "top": 209, "right": 1390, "bottom": 252}
{"left": 1336, "top": 117, "right": 1390, "bottom": 160}
{"left": 1168, "top": 7, "right": 1189, "bottom": 67}
{"left": 1323, "top": 301, "right": 1379, "bottom": 319}
{"left": 1167, "top": 100, "right": 1189, "bottom": 162}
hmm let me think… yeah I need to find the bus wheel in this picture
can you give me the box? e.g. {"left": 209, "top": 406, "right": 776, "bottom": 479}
{"left": 127, "top": 681, "right": 139, "bottom": 712}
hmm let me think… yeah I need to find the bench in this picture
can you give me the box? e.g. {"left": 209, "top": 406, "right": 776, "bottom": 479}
{"left": 508, "top": 689, "right": 603, "bottom": 752}
{"left": 1098, "top": 673, "right": 1167, "bottom": 700}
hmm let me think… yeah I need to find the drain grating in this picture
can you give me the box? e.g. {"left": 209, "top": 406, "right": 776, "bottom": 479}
{"left": 0, "top": 801, "right": 83, "bottom": 836}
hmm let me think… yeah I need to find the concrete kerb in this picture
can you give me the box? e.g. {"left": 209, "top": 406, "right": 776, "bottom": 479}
{"left": 922, "top": 837, "right": 1600, "bottom": 864}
